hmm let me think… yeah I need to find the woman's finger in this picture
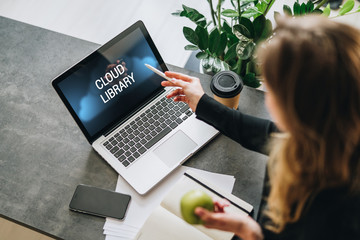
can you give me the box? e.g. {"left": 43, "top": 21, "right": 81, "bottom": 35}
{"left": 173, "top": 95, "right": 188, "bottom": 103}
{"left": 165, "top": 71, "right": 193, "bottom": 82}
{"left": 166, "top": 88, "right": 185, "bottom": 98}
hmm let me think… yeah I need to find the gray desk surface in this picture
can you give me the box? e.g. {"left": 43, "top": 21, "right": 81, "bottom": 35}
{"left": 0, "top": 16, "right": 269, "bottom": 240}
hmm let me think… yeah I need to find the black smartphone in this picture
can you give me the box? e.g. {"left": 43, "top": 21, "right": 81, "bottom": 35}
{"left": 69, "top": 184, "right": 131, "bottom": 220}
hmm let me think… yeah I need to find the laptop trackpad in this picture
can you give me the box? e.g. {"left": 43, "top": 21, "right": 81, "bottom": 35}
{"left": 153, "top": 130, "right": 197, "bottom": 168}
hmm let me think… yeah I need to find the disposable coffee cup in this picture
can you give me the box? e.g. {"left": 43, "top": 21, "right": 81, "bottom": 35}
{"left": 210, "top": 71, "right": 243, "bottom": 109}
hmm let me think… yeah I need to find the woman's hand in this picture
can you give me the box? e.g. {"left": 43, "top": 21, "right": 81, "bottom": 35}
{"left": 195, "top": 207, "right": 263, "bottom": 240}
{"left": 161, "top": 71, "right": 205, "bottom": 112}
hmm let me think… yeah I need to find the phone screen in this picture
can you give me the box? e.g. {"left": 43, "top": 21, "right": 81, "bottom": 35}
{"left": 69, "top": 184, "right": 131, "bottom": 220}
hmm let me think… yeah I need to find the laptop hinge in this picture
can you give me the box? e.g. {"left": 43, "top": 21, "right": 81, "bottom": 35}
{"left": 103, "top": 89, "right": 166, "bottom": 137}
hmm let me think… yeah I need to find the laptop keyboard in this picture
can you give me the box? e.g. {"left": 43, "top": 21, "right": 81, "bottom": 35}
{"left": 102, "top": 97, "right": 193, "bottom": 167}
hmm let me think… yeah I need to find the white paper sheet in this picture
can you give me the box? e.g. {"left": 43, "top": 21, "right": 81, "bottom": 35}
{"left": 104, "top": 166, "right": 235, "bottom": 240}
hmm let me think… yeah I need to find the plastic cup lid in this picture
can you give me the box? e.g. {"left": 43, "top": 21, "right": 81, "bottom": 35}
{"left": 210, "top": 71, "right": 243, "bottom": 98}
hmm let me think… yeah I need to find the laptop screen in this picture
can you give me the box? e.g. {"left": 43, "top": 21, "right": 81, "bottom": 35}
{"left": 53, "top": 21, "right": 167, "bottom": 143}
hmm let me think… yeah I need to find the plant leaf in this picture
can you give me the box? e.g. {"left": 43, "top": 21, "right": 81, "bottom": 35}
{"left": 196, "top": 51, "right": 209, "bottom": 59}
{"left": 236, "top": 41, "right": 255, "bottom": 60}
{"left": 221, "top": 9, "right": 239, "bottom": 17}
{"left": 283, "top": 5, "right": 292, "bottom": 16}
{"left": 253, "top": 15, "right": 266, "bottom": 41}
{"left": 171, "top": 10, "right": 182, "bottom": 16}
{"left": 259, "top": 19, "right": 273, "bottom": 41}
{"left": 216, "top": 32, "right": 227, "bottom": 57}
{"left": 233, "top": 24, "right": 251, "bottom": 39}
{"left": 307, "top": 0, "right": 314, "bottom": 13}
{"left": 300, "top": 2, "right": 307, "bottom": 15}
{"left": 322, "top": 4, "right": 331, "bottom": 17}
{"left": 223, "top": 21, "right": 232, "bottom": 35}
{"left": 293, "top": 1, "right": 301, "bottom": 16}
{"left": 195, "top": 26, "right": 209, "bottom": 50}
{"left": 242, "top": 6, "right": 262, "bottom": 19}
{"left": 183, "top": 27, "right": 198, "bottom": 45}
{"left": 184, "top": 45, "right": 199, "bottom": 50}
{"left": 339, "top": 0, "right": 355, "bottom": 16}
{"left": 209, "top": 29, "right": 221, "bottom": 54}
{"left": 244, "top": 72, "right": 261, "bottom": 88}
{"left": 181, "top": 4, "right": 207, "bottom": 27}
{"left": 224, "top": 42, "right": 238, "bottom": 62}
{"left": 312, "top": 9, "right": 323, "bottom": 14}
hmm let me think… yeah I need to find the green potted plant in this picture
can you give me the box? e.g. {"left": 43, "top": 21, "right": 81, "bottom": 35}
{"left": 173, "top": 0, "right": 360, "bottom": 88}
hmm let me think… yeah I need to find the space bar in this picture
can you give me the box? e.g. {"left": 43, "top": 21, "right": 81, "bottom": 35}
{"left": 145, "top": 127, "right": 172, "bottom": 149}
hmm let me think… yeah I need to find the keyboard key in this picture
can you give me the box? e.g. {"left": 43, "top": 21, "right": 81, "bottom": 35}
{"left": 145, "top": 127, "right": 171, "bottom": 149}
{"left": 150, "top": 131, "right": 157, "bottom": 136}
{"left": 176, "top": 118, "right": 183, "bottom": 124}
{"left": 170, "top": 122, "right": 178, "bottom": 129}
{"left": 165, "top": 119, "right": 172, "bottom": 125}
{"left": 138, "top": 126, "right": 145, "bottom": 131}
{"left": 109, "top": 137, "right": 115, "bottom": 142}
{"left": 123, "top": 138, "right": 129, "bottom": 143}
{"left": 133, "top": 152, "right": 140, "bottom": 159}
{"left": 110, "top": 146, "right": 119, "bottom": 154}
{"left": 149, "top": 125, "right": 155, "bottom": 130}
{"left": 139, "top": 147, "right": 146, "bottom": 154}
{"left": 122, "top": 160, "right": 130, "bottom": 167}
{"left": 139, "top": 132, "right": 145, "bottom": 138}
{"left": 130, "top": 147, "right": 137, "bottom": 153}
{"left": 103, "top": 141, "right": 110, "bottom": 146}
{"left": 135, "top": 143, "right": 142, "bottom": 148}
{"left": 128, "top": 141, "right": 134, "bottom": 146}
{"left": 180, "top": 105, "right": 189, "bottom": 113}
{"left": 144, "top": 129, "right": 150, "bottom": 134}
{"left": 115, "top": 136, "right": 122, "bottom": 141}
{"left": 155, "top": 127, "right": 162, "bottom": 133}
{"left": 114, "top": 133, "right": 120, "bottom": 137}
{"left": 145, "top": 135, "right": 152, "bottom": 140}
{"left": 125, "top": 151, "right": 131, "bottom": 157}
{"left": 128, "top": 134, "right": 135, "bottom": 139}
{"left": 118, "top": 155, "right": 126, "bottom": 162}
{"left": 149, "top": 118, "right": 155, "bottom": 124}
{"left": 134, "top": 136, "right": 140, "bottom": 142}
{"left": 105, "top": 144, "right": 112, "bottom": 150}
{"left": 115, "top": 149, "right": 125, "bottom": 158}
{"left": 123, "top": 145, "right": 130, "bottom": 151}
{"left": 110, "top": 139, "right": 117, "bottom": 146}
{"left": 134, "top": 130, "right": 140, "bottom": 135}
{"left": 140, "top": 139, "right": 147, "bottom": 145}
{"left": 128, "top": 156, "right": 135, "bottom": 162}
{"left": 182, "top": 116, "right": 188, "bottom": 121}
{"left": 170, "top": 115, "right": 176, "bottom": 121}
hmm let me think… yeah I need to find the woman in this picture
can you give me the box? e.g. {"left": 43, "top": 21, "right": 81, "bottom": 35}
{"left": 162, "top": 16, "right": 360, "bottom": 239}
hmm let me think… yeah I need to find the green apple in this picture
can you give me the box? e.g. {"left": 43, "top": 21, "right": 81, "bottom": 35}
{"left": 180, "top": 190, "right": 214, "bottom": 224}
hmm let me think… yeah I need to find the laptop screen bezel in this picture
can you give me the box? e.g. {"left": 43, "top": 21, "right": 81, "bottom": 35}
{"left": 52, "top": 20, "right": 168, "bottom": 144}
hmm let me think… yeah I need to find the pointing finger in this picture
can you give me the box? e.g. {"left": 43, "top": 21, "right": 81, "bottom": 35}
{"left": 165, "top": 71, "right": 193, "bottom": 82}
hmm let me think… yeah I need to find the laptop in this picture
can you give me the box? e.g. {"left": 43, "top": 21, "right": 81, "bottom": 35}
{"left": 52, "top": 21, "right": 218, "bottom": 195}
